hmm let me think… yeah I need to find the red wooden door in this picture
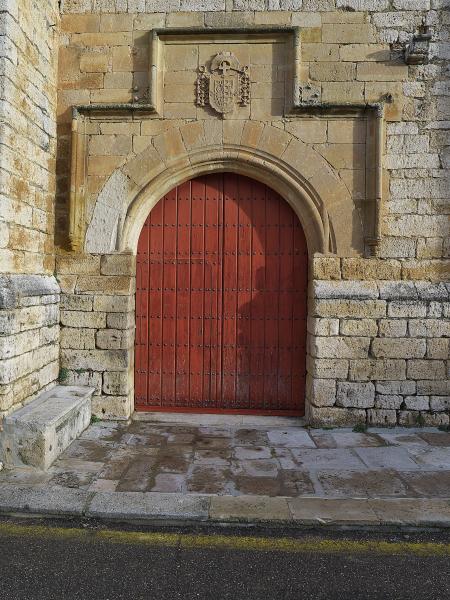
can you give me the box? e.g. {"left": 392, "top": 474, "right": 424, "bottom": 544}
{"left": 135, "top": 174, "right": 307, "bottom": 415}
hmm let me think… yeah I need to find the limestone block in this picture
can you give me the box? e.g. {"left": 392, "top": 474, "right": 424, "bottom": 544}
{"left": 378, "top": 282, "right": 417, "bottom": 300}
{"left": 377, "top": 237, "right": 416, "bottom": 259}
{"left": 417, "top": 380, "right": 449, "bottom": 395}
{"left": 427, "top": 338, "right": 449, "bottom": 360}
{"left": 340, "top": 43, "right": 390, "bottom": 62}
{"left": 336, "top": 381, "right": 375, "bottom": 408}
{"left": 322, "top": 23, "right": 375, "bottom": 43}
{"left": 57, "top": 255, "right": 101, "bottom": 275}
{"left": 96, "top": 329, "right": 128, "bottom": 350}
{"left": 64, "top": 370, "right": 102, "bottom": 395}
{"left": 80, "top": 52, "right": 109, "bottom": 73}
{"left": 376, "top": 380, "right": 416, "bottom": 395}
{"left": 60, "top": 294, "right": 94, "bottom": 311}
{"left": 374, "top": 395, "right": 403, "bottom": 409}
{"left": 402, "top": 259, "right": 449, "bottom": 282}
{"left": 61, "top": 328, "right": 96, "bottom": 350}
{"left": 327, "top": 119, "right": 366, "bottom": 144}
{"left": 340, "top": 319, "right": 378, "bottom": 337}
{"left": 372, "top": 338, "right": 426, "bottom": 359}
{"left": 367, "top": 409, "right": 397, "bottom": 427}
{"left": 60, "top": 310, "right": 106, "bottom": 329}
{"left": 349, "top": 359, "right": 406, "bottom": 381}
{"left": 306, "top": 356, "right": 349, "bottom": 379}
{"left": 307, "top": 405, "right": 366, "bottom": 428}
{"left": 321, "top": 82, "right": 365, "bottom": 103}
{"left": 0, "top": 386, "right": 93, "bottom": 469}
{"left": 313, "top": 299, "right": 387, "bottom": 319}
{"left": 387, "top": 302, "right": 427, "bottom": 318}
{"left": 310, "top": 336, "right": 370, "bottom": 359}
{"left": 100, "top": 254, "right": 135, "bottom": 276}
{"left": 286, "top": 120, "right": 328, "bottom": 144}
{"left": 313, "top": 281, "right": 378, "bottom": 299}
{"left": 420, "top": 412, "right": 450, "bottom": 427}
{"left": 398, "top": 411, "right": 422, "bottom": 427}
{"left": 106, "top": 312, "right": 134, "bottom": 329}
{"left": 93, "top": 295, "right": 132, "bottom": 313}
{"left": 308, "top": 377, "right": 336, "bottom": 407}
{"left": 91, "top": 394, "right": 132, "bottom": 420}
{"left": 415, "top": 282, "right": 449, "bottom": 301}
{"left": 378, "top": 319, "right": 407, "bottom": 338}
{"left": 429, "top": 396, "right": 450, "bottom": 412}
{"left": 307, "top": 317, "right": 339, "bottom": 336}
{"left": 0, "top": 330, "right": 40, "bottom": 360}
{"left": 407, "top": 360, "right": 446, "bottom": 380}
{"left": 302, "top": 44, "right": 340, "bottom": 62}
{"left": 76, "top": 276, "right": 134, "bottom": 295}
{"left": 61, "top": 349, "right": 128, "bottom": 372}
{"left": 409, "top": 319, "right": 450, "bottom": 338}
{"left": 341, "top": 259, "right": 401, "bottom": 281}
{"left": 310, "top": 62, "right": 356, "bottom": 82}
{"left": 404, "top": 396, "right": 430, "bottom": 411}
{"left": 312, "top": 256, "right": 341, "bottom": 280}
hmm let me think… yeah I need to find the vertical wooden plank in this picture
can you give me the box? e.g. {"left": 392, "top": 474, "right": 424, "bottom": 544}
{"left": 221, "top": 173, "right": 239, "bottom": 408}
{"left": 175, "top": 180, "right": 191, "bottom": 407}
{"left": 135, "top": 216, "right": 149, "bottom": 407}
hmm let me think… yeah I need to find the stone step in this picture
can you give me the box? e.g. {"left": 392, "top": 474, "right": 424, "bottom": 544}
{"left": 1, "top": 386, "right": 94, "bottom": 470}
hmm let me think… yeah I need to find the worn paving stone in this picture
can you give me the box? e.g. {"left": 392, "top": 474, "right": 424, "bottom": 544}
{"left": 193, "top": 449, "right": 231, "bottom": 466}
{"left": 316, "top": 469, "right": 410, "bottom": 498}
{"left": 288, "top": 497, "right": 379, "bottom": 525}
{"left": 375, "top": 432, "right": 429, "bottom": 448}
{"left": 267, "top": 429, "right": 316, "bottom": 448}
{"left": 115, "top": 457, "right": 156, "bottom": 492}
{"left": 368, "top": 498, "right": 450, "bottom": 526}
{"left": 234, "top": 428, "right": 268, "bottom": 446}
{"left": 398, "top": 471, "right": 450, "bottom": 498}
{"left": 186, "top": 466, "right": 232, "bottom": 495}
{"left": 418, "top": 432, "right": 450, "bottom": 447}
{"left": 87, "top": 491, "right": 210, "bottom": 520}
{"left": 0, "top": 485, "right": 89, "bottom": 516}
{"left": 232, "top": 459, "right": 280, "bottom": 478}
{"left": 195, "top": 437, "right": 232, "bottom": 450}
{"left": 150, "top": 473, "right": 186, "bottom": 493}
{"left": 234, "top": 446, "right": 272, "bottom": 460}
{"left": 354, "top": 447, "right": 422, "bottom": 471}
{"left": 311, "top": 431, "right": 384, "bottom": 449}
{"left": 280, "top": 470, "right": 316, "bottom": 496}
{"left": 407, "top": 447, "right": 450, "bottom": 470}
{"left": 88, "top": 479, "right": 119, "bottom": 492}
{"left": 234, "top": 476, "right": 283, "bottom": 497}
{"left": 209, "top": 495, "right": 291, "bottom": 522}
{"left": 290, "top": 448, "right": 366, "bottom": 471}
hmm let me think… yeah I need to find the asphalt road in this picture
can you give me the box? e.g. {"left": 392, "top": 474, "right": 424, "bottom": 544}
{"left": 1, "top": 518, "right": 449, "bottom": 600}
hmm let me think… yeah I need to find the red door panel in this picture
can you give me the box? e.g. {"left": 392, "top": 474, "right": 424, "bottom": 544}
{"left": 135, "top": 173, "right": 308, "bottom": 415}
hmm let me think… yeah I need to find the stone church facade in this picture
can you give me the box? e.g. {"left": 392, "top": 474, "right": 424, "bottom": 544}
{"left": 0, "top": 0, "right": 449, "bottom": 456}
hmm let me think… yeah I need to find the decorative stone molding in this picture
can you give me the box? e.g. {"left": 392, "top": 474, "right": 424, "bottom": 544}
{"left": 196, "top": 51, "right": 250, "bottom": 115}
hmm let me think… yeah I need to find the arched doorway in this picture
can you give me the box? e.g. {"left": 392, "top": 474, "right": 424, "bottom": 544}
{"left": 134, "top": 173, "right": 308, "bottom": 415}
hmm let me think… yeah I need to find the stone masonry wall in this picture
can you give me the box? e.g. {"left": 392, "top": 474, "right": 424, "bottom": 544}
{"left": 0, "top": 1, "right": 60, "bottom": 419}
{"left": 307, "top": 257, "right": 449, "bottom": 428}
{"left": 53, "top": 1, "right": 449, "bottom": 425}
{"left": 56, "top": 253, "right": 135, "bottom": 420}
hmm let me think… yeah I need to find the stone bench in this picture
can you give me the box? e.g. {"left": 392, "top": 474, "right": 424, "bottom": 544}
{"left": 1, "top": 386, "right": 94, "bottom": 470}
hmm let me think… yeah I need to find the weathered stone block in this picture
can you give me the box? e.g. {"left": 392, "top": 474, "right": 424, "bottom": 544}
{"left": 340, "top": 319, "right": 378, "bottom": 337}
{"left": 60, "top": 294, "right": 94, "bottom": 311}
{"left": 313, "top": 280, "right": 378, "bottom": 299}
{"left": 367, "top": 409, "right": 397, "bottom": 427}
{"left": 100, "top": 254, "right": 135, "bottom": 276}
{"left": 76, "top": 276, "right": 134, "bottom": 295}
{"left": 310, "top": 336, "right": 370, "bottom": 359}
{"left": 61, "top": 349, "right": 128, "bottom": 372}
{"left": 349, "top": 359, "right": 406, "bottom": 381}
{"left": 61, "top": 328, "right": 96, "bottom": 350}
{"left": 427, "top": 338, "right": 449, "bottom": 359}
{"left": 307, "top": 405, "right": 366, "bottom": 428}
{"left": 96, "top": 329, "right": 128, "bottom": 350}
{"left": 307, "top": 317, "right": 339, "bottom": 336}
{"left": 56, "top": 255, "right": 101, "bottom": 275}
{"left": 378, "top": 319, "right": 407, "bottom": 338}
{"left": 306, "top": 357, "right": 349, "bottom": 379}
{"left": 375, "top": 395, "right": 403, "bottom": 409}
{"left": 387, "top": 301, "right": 427, "bottom": 318}
{"left": 407, "top": 360, "right": 446, "bottom": 380}
{"left": 308, "top": 377, "right": 336, "bottom": 407}
{"left": 371, "top": 339, "right": 426, "bottom": 359}
{"left": 93, "top": 295, "right": 132, "bottom": 313}
{"left": 60, "top": 310, "right": 106, "bottom": 329}
{"left": 409, "top": 319, "right": 450, "bottom": 338}
{"left": 417, "top": 380, "right": 450, "bottom": 395}
{"left": 378, "top": 282, "right": 418, "bottom": 300}
{"left": 91, "top": 394, "right": 132, "bottom": 420}
{"left": 342, "top": 259, "right": 401, "bottom": 280}
{"left": 404, "top": 396, "right": 430, "bottom": 411}
{"left": 336, "top": 382, "right": 375, "bottom": 408}
{"left": 106, "top": 312, "right": 134, "bottom": 329}
{"left": 103, "top": 371, "right": 129, "bottom": 396}
{"left": 313, "top": 299, "right": 386, "bottom": 319}
{"left": 430, "top": 396, "right": 450, "bottom": 412}
{"left": 0, "top": 386, "right": 93, "bottom": 469}
{"left": 376, "top": 380, "right": 416, "bottom": 395}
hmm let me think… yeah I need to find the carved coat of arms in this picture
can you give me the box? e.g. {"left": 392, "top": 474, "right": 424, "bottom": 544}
{"left": 196, "top": 52, "right": 250, "bottom": 115}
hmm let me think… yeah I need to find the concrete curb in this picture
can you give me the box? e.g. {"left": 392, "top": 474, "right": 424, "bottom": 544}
{"left": 0, "top": 484, "right": 449, "bottom": 529}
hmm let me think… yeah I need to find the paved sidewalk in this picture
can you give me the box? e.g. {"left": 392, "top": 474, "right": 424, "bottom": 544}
{"left": 1, "top": 418, "right": 449, "bottom": 528}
